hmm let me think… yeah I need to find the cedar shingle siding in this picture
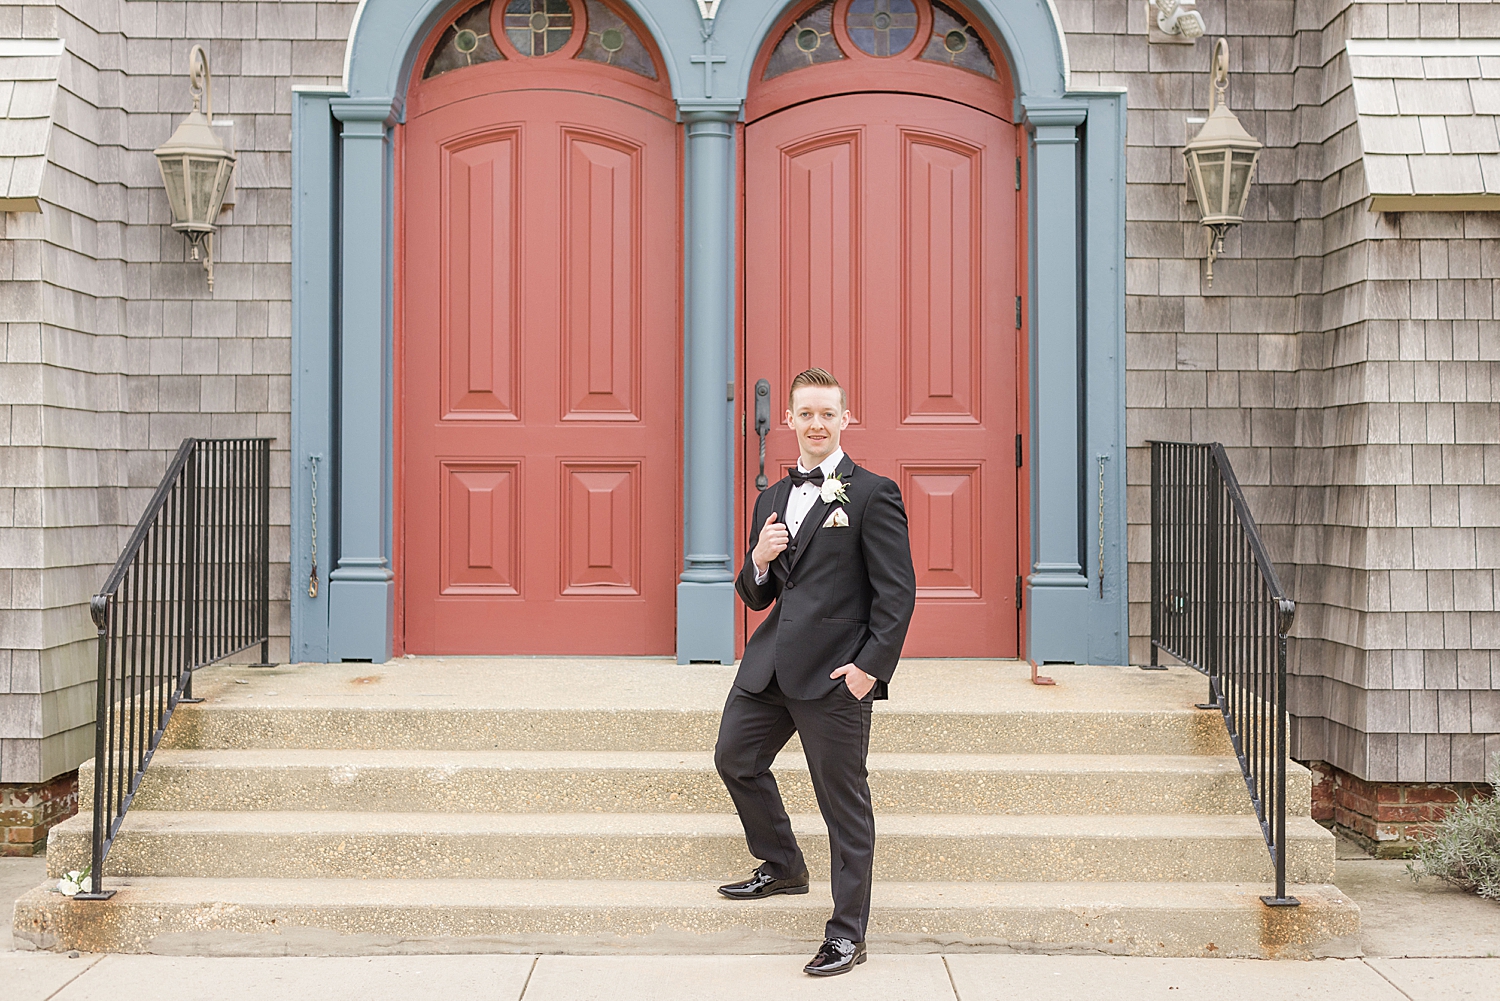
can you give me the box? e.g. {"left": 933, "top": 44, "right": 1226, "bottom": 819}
{"left": 0, "top": 0, "right": 1496, "bottom": 785}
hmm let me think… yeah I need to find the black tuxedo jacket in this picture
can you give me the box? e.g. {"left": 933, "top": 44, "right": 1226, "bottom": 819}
{"left": 734, "top": 454, "right": 917, "bottom": 701}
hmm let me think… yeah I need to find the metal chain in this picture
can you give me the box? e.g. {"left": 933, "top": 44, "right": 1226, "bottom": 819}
{"left": 1097, "top": 453, "right": 1109, "bottom": 594}
{"left": 308, "top": 455, "right": 320, "bottom": 598}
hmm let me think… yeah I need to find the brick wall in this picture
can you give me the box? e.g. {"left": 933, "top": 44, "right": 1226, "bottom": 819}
{"left": 1309, "top": 758, "right": 1493, "bottom": 855}
{"left": 0, "top": 768, "right": 77, "bottom": 854}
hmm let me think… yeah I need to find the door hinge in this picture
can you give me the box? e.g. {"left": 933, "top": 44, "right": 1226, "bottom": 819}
{"left": 1015, "top": 156, "right": 1022, "bottom": 190}
{"left": 1015, "top": 296, "right": 1022, "bottom": 328}
{"left": 741, "top": 413, "right": 746, "bottom": 436}
{"left": 1016, "top": 575, "right": 1024, "bottom": 609}
{"left": 1015, "top": 433, "right": 1023, "bottom": 468}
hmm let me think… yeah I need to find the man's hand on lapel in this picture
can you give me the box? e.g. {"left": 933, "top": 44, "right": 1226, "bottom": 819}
{"left": 752, "top": 513, "right": 791, "bottom": 576}
{"left": 831, "top": 664, "right": 875, "bottom": 699}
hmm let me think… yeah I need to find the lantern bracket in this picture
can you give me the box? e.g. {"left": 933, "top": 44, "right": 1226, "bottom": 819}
{"left": 190, "top": 45, "right": 212, "bottom": 118}
{"left": 1203, "top": 38, "right": 1232, "bottom": 284}
{"left": 1210, "top": 37, "right": 1229, "bottom": 113}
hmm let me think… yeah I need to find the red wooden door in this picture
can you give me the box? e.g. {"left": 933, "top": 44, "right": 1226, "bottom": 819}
{"left": 744, "top": 94, "right": 1018, "bottom": 656}
{"left": 403, "top": 91, "right": 678, "bottom": 654}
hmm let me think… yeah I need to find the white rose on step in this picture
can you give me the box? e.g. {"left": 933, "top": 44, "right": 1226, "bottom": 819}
{"left": 54, "top": 868, "right": 91, "bottom": 896}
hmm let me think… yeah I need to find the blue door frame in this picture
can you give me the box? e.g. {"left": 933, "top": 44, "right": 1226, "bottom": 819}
{"left": 289, "top": 0, "right": 1127, "bottom": 666}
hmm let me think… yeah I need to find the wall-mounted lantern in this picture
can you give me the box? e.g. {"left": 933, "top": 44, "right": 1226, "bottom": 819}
{"left": 1183, "top": 38, "right": 1262, "bottom": 285}
{"left": 1153, "top": 0, "right": 1204, "bottom": 40}
{"left": 154, "top": 45, "right": 235, "bottom": 291}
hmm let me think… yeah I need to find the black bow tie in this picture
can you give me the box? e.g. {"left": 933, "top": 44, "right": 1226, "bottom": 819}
{"left": 788, "top": 468, "right": 825, "bottom": 486}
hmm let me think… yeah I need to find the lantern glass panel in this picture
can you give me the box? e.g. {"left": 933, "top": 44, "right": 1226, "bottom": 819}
{"left": 1229, "top": 150, "right": 1256, "bottom": 215}
{"left": 189, "top": 157, "right": 221, "bottom": 224}
{"left": 159, "top": 155, "right": 189, "bottom": 223}
{"left": 211, "top": 160, "right": 233, "bottom": 211}
{"left": 1197, "top": 150, "right": 1225, "bottom": 214}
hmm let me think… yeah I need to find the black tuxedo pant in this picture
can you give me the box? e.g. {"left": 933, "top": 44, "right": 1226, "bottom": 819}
{"left": 714, "top": 675, "right": 876, "bottom": 942}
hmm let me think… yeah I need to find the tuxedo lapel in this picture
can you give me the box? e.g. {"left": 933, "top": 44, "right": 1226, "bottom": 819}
{"left": 786, "top": 453, "right": 856, "bottom": 575}
{"left": 772, "top": 477, "right": 795, "bottom": 575}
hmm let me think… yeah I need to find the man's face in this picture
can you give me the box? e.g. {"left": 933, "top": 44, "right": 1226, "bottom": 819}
{"left": 786, "top": 385, "right": 851, "bottom": 466}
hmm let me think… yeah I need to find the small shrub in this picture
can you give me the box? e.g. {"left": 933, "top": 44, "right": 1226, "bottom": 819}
{"left": 1406, "top": 753, "right": 1500, "bottom": 900}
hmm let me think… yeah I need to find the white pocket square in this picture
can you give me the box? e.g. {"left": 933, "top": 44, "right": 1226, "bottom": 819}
{"left": 823, "top": 508, "right": 849, "bottom": 528}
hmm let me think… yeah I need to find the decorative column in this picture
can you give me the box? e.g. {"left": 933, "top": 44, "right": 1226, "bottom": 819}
{"left": 327, "top": 97, "right": 396, "bottom": 662}
{"left": 1022, "top": 99, "right": 1090, "bottom": 664}
{"left": 677, "top": 106, "right": 739, "bottom": 665}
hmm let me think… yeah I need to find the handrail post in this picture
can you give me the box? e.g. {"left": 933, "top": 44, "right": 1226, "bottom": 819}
{"left": 1262, "top": 597, "right": 1300, "bottom": 906}
{"left": 254, "top": 439, "right": 273, "bottom": 667}
{"left": 1206, "top": 455, "right": 1217, "bottom": 700}
{"left": 74, "top": 597, "right": 116, "bottom": 900}
{"left": 182, "top": 443, "right": 204, "bottom": 704}
{"left": 1150, "top": 442, "right": 1161, "bottom": 667}
{"left": 1196, "top": 450, "right": 1221, "bottom": 711}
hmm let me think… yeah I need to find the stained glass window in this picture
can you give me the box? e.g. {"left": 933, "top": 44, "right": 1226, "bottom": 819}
{"left": 504, "top": 0, "right": 574, "bottom": 57}
{"left": 576, "top": 0, "right": 656, "bottom": 79}
{"left": 846, "top": 0, "right": 918, "bottom": 57}
{"left": 763, "top": 0, "right": 844, "bottom": 80}
{"left": 423, "top": 0, "right": 505, "bottom": 78}
{"left": 919, "top": 1, "right": 995, "bottom": 78}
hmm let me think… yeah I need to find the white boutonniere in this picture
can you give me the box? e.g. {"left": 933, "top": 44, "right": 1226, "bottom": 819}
{"left": 820, "top": 473, "right": 850, "bottom": 505}
{"left": 53, "top": 866, "right": 92, "bottom": 897}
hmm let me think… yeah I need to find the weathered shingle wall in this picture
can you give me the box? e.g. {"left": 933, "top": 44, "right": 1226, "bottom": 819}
{"left": 1066, "top": 0, "right": 1498, "bottom": 783}
{"left": 0, "top": 0, "right": 356, "bottom": 782}
{"left": 1, "top": 0, "right": 1497, "bottom": 785}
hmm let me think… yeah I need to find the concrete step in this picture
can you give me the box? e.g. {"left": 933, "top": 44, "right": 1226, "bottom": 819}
{"left": 162, "top": 660, "right": 1235, "bottom": 756}
{"left": 46, "top": 810, "right": 1336, "bottom": 884}
{"left": 10, "top": 876, "right": 1362, "bottom": 959}
{"left": 87, "top": 749, "right": 1309, "bottom": 817}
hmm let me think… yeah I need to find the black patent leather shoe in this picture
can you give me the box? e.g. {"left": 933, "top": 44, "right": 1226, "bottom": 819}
{"left": 717, "top": 866, "right": 810, "bottom": 900}
{"left": 804, "top": 938, "right": 866, "bottom": 976}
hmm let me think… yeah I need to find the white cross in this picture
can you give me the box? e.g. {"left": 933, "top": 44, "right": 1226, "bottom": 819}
{"left": 690, "top": 34, "right": 727, "bottom": 98}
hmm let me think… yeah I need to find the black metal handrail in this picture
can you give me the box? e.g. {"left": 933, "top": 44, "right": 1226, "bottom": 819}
{"left": 1149, "top": 440, "right": 1299, "bottom": 907}
{"left": 76, "top": 438, "right": 273, "bottom": 900}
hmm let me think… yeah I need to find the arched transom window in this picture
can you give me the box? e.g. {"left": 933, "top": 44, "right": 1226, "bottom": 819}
{"left": 424, "top": 0, "right": 658, "bottom": 79}
{"left": 764, "top": 0, "right": 995, "bottom": 81}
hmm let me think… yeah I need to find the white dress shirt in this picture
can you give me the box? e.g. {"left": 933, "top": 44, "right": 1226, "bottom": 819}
{"left": 754, "top": 448, "right": 844, "bottom": 583}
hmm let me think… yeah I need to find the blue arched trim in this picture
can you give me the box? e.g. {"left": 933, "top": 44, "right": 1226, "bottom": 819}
{"left": 336, "top": 0, "right": 1068, "bottom": 112}
{"left": 340, "top": 0, "right": 687, "bottom": 118}
{"left": 725, "top": 0, "right": 1068, "bottom": 106}
{"left": 295, "top": 0, "right": 1125, "bottom": 666}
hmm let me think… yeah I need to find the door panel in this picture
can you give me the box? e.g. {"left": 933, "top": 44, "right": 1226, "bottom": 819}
{"left": 902, "top": 464, "right": 980, "bottom": 596}
{"left": 745, "top": 94, "right": 1017, "bottom": 657}
{"left": 780, "top": 134, "right": 861, "bottom": 420}
{"left": 563, "top": 133, "right": 640, "bottom": 420}
{"left": 444, "top": 134, "right": 520, "bottom": 419}
{"left": 405, "top": 92, "right": 677, "bottom": 654}
{"left": 441, "top": 461, "right": 520, "bottom": 593}
{"left": 562, "top": 462, "right": 640, "bottom": 593}
{"left": 903, "top": 135, "right": 980, "bottom": 423}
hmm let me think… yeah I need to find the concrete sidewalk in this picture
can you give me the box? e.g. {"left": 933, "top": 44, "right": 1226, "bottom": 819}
{"left": 7, "top": 841, "right": 1497, "bottom": 1000}
{"left": 4, "top": 952, "right": 1497, "bottom": 1001}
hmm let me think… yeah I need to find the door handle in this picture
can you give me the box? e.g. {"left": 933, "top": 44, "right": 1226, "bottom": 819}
{"left": 754, "top": 378, "right": 771, "bottom": 491}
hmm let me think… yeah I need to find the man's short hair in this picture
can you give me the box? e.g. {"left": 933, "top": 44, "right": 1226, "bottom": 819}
{"left": 787, "top": 368, "right": 847, "bottom": 410}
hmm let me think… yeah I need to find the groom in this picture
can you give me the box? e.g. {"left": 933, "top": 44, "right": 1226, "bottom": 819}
{"left": 715, "top": 367, "right": 917, "bottom": 976}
